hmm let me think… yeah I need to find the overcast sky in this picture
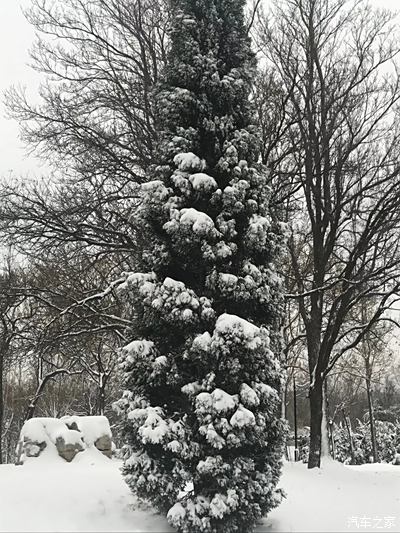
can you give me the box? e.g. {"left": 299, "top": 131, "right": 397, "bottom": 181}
{"left": 0, "top": 0, "right": 399, "bottom": 179}
{"left": 0, "top": 0, "right": 41, "bottom": 179}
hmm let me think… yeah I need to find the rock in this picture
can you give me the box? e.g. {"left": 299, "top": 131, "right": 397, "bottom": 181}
{"left": 55, "top": 436, "right": 84, "bottom": 462}
{"left": 24, "top": 439, "right": 47, "bottom": 458}
{"left": 94, "top": 434, "right": 112, "bottom": 451}
{"left": 17, "top": 415, "right": 114, "bottom": 464}
{"left": 99, "top": 448, "right": 113, "bottom": 458}
{"left": 15, "top": 438, "right": 47, "bottom": 465}
{"left": 65, "top": 421, "right": 79, "bottom": 431}
{"left": 95, "top": 434, "right": 112, "bottom": 458}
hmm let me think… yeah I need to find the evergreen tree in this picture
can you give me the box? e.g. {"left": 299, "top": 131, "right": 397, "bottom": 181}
{"left": 115, "top": 0, "right": 286, "bottom": 531}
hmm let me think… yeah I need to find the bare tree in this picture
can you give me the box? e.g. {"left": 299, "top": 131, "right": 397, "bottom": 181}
{"left": 77, "top": 334, "right": 116, "bottom": 415}
{"left": 8, "top": 0, "right": 169, "bottom": 179}
{"left": 333, "top": 301, "right": 393, "bottom": 462}
{"left": 257, "top": 0, "right": 400, "bottom": 467}
{"left": 1, "top": 0, "right": 170, "bottom": 258}
{"left": 0, "top": 1, "right": 170, "bottom": 455}
{"left": 0, "top": 244, "right": 129, "bottom": 432}
{"left": 19, "top": 245, "right": 129, "bottom": 419}
{"left": 0, "top": 257, "right": 32, "bottom": 463}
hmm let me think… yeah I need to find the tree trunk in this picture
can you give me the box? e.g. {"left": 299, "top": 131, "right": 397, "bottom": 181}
{"left": 25, "top": 378, "right": 49, "bottom": 420}
{"left": 0, "top": 351, "right": 3, "bottom": 464}
{"left": 321, "top": 379, "right": 330, "bottom": 458}
{"left": 342, "top": 409, "right": 355, "bottom": 464}
{"left": 98, "top": 384, "right": 105, "bottom": 416}
{"left": 329, "top": 420, "right": 336, "bottom": 460}
{"left": 25, "top": 400, "right": 38, "bottom": 421}
{"left": 366, "top": 378, "right": 378, "bottom": 462}
{"left": 293, "top": 376, "right": 298, "bottom": 461}
{"left": 25, "top": 368, "right": 73, "bottom": 421}
{"left": 97, "top": 373, "right": 108, "bottom": 416}
{"left": 308, "top": 377, "right": 323, "bottom": 468}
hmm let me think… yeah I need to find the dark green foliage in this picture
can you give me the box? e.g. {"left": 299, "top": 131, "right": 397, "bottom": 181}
{"left": 115, "top": 1, "right": 286, "bottom": 531}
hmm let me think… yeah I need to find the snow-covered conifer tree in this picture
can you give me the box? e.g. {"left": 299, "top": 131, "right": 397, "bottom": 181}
{"left": 115, "top": 0, "right": 286, "bottom": 531}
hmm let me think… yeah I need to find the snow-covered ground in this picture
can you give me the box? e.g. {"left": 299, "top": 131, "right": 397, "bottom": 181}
{"left": 266, "top": 460, "right": 400, "bottom": 532}
{"left": 0, "top": 453, "right": 399, "bottom": 532}
{"left": 0, "top": 449, "right": 170, "bottom": 533}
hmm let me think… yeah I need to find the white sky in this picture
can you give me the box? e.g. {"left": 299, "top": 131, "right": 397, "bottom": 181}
{"left": 0, "top": 0, "right": 42, "bottom": 179}
{"left": 0, "top": 0, "right": 398, "bottom": 179}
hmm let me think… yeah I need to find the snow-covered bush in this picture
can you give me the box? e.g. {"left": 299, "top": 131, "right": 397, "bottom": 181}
{"left": 299, "top": 420, "right": 399, "bottom": 465}
{"left": 115, "top": 0, "right": 286, "bottom": 531}
{"left": 297, "top": 432, "right": 311, "bottom": 464}
{"left": 330, "top": 424, "right": 365, "bottom": 465}
{"left": 363, "top": 420, "right": 397, "bottom": 463}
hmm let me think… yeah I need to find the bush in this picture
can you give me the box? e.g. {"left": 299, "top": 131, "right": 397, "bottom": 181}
{"left": 297, "top": 420, "right": 400, "bottom": 464}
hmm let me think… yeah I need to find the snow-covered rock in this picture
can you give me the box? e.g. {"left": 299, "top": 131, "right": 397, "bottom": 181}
{"left": 62, "top": 415, "right": 113, "bottom": 458}
{"left": 16, "top": 416, "right": 113, "bottom": 464}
